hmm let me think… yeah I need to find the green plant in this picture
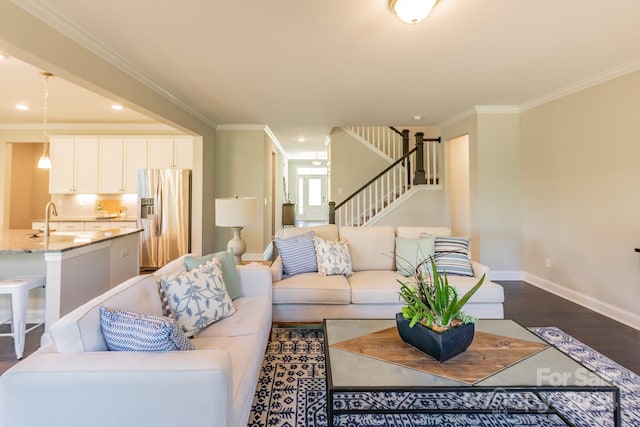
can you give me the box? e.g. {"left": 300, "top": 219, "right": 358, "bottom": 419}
{"left": 398, "top": 256, "right": 485, "bottom": 333}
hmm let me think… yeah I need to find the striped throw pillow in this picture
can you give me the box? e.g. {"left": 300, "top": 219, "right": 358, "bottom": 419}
{"left": 434, "top": 237, "right": 474, "bottom": 277}
{"left": 100, "top": 307, "right": 194, "bottom": 352}
{"left": 275, "top": 231, "right": 318, "bottom": 276}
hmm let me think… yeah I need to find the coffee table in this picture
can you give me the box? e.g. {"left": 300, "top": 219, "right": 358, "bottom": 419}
{"left": 324, "top": 318, "right": 620, "bottom": 426}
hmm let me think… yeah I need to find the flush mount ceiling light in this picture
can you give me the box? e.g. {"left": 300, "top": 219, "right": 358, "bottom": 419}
{"left": 390, "top": 0, "right": 437, "bottom": 24}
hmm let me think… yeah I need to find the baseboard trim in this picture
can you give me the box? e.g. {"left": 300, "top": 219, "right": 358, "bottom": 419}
{"left": 523, "top": 272, "right": 640, "bottom": 331}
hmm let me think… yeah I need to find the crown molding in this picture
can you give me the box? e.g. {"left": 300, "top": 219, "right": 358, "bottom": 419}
{"left": 0, "top": 122, "right": 178, "bottom": 131}
{"left": 474, "top": 105, "right": 520, "bottom": 114}
{"left": 216, "top": 124, "right": 267, "bottom": 131}
{"left": 520, "top": 57, "right": 640, "bottom": 112}
{"left": 436, "top": 107, "right": 477, "bottom": 129}
{"left": 11, "top": 0, "right": 217, "bottom": 129}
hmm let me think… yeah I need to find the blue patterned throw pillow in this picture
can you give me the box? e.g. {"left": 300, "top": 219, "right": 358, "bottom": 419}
{"left": 99, "top": 307, "right": 194, "bottom": 352}
{"left": 275, "top": 231, "right": 318, "bottom": 276}
{"left": 314, "top": 236, "right": 353, "bottom": 276}
{"left": 160, "top": 258, "right": 236, "bottom": 337}
{"left": 434, "top": 236, "right": 474, "bottom": 277}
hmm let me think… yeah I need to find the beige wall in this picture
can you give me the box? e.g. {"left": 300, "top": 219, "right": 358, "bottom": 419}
{"left": 441, "top": 112, "right": 521, "bottom": 270}
{"left": 215, "top": 128, "right": 285, "bottom": 258}
{"left": 521, "top": 70, "right": 640, "bottom": 326}
{"left": 7, "top": 143, "right": 50, "bottom": 229}
{"left": 372, "top": 188, "right": 447, "bottom": 227}
{"left": 329, "top": 127, "right": 390, "bottom": 205}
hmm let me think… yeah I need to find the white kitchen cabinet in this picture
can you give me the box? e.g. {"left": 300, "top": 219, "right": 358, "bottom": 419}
{"left": 84, "top": 221, "right": 113, "bottom": 231}
{"left": 98, "top": 137, "right": 147, "bottom": 193}
{"left": 57, "top": 222, "right": 84, "bottom": 231}
{"left": 31, "top": 222, "right": 58, "bottom": 232}
{"left": 111, "top": 221, "right": 138, "bottom": 229}
{"left": 49, "top": 137, "right": 99, "bottom": 194}
{"left": 148, "top": 137, "right": 193, "bottom": 169}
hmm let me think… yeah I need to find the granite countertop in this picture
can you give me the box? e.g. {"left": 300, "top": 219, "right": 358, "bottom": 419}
{"left": 31, "top": 216, "right": 139, "bottom": 222}
{"left": 0, "top": 228, "right": 142, "bottom": 254}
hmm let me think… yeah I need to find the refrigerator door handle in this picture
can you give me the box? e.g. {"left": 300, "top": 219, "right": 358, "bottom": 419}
{"left": 154, "top": 175, "right": 163, "bottom": 237}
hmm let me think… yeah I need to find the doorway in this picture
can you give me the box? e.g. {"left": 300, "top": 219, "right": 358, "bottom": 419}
{"left": 295, "top": 166, "right": 328, "bottom": 222}
{"left": 446, "top": 135, "right": 470, "bottom": 236}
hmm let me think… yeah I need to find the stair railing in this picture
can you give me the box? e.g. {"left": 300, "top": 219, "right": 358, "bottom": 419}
{"left": 347, "top": 126, "right": 405, "bottom": 159}
{"left": 329, "top": 132, "right": 441, "bottom": 226}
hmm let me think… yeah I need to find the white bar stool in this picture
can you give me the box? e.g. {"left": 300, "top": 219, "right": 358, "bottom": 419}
{"left": 0, "top": 275, "right": 46, "bottom": 359}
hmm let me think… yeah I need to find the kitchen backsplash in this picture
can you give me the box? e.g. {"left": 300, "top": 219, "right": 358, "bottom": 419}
{"left": 48, "top": 194, "right": 138, "bottom": 218}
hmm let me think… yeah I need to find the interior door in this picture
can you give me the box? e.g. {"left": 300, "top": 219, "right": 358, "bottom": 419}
{"left": 297, "top": 175, "right": 328, "bottom": 221}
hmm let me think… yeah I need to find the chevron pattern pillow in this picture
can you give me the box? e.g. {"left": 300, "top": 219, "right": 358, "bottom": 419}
{"left": 160, "top": 258, "right": 236, "bottom": 337}
{"left": 99, "top": 307, "right": 194, "bottom": 352}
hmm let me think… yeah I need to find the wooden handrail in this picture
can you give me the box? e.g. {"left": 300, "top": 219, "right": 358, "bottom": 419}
{"left": 334, "top": 147, "right": 417, "bottom": 210}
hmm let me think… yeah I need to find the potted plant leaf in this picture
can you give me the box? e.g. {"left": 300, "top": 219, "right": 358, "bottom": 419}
{"left": 396, "top": 256, "right": 485, "bottom": 362}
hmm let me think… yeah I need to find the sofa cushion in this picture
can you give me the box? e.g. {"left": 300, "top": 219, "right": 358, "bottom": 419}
{"left": 349, "top": 270, "right": 407, "bottom": 304}
{"left": 395, "top": 236, "right": 436, "bottom": 276}
{"left": 434, "top": 237, "right": 474, "bottom": 277}
{"left": 183, "top": 251, "right": 241, "bottom": 300}
{"left": 396, "top": 226, "right": 453, "bottom": 239}
{"left": 272, "top": 272, "right": 351, "bottom": 304}
{"left": 196, "top": 296, "right": 271, "bottom": 339}
{"left": 99, "top": 307, "right": 194, "bottom": 352}
{"left": 160, "top": 258, "right": 236, "bottom": 337}
{"left": 48, "top": 274, "right": 163, "bottom": 353}
{"left": 314, "top": 236, "right": 353, "bottom": 277}
{"left": 338, "top": 226, "right": 396, "bottom": 271}
{"left": 275, "top": 231, "right": 318, "bottom": 276}
{"left": 276, "top": 224, "right": 339, "bottom": 241}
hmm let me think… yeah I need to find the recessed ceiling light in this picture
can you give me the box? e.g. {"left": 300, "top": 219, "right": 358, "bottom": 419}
{"left": 297, "top": 137, "right": 305, "bottom": 143}
{"left": 413, "top": 115, "right": 422, "bottom": 121}
{"left": 15, "top": 103, "right": 30, "bottom": 111}
{"left": 111, "top": 104, "right": 123, "bottom": 111}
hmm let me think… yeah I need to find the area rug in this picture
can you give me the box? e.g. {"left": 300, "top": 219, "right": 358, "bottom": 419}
{"left": 247, "top": 327, "right": 640, "bottom": 427}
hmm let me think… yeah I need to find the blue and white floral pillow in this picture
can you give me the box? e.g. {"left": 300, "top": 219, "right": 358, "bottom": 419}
{"left": 160, "top": 258, "right": 236, "bottom": 337}
{"left": 314, "top": 236, "right": 353, "bottom": 277}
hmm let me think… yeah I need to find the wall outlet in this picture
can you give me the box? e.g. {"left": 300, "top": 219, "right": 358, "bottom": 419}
{"left": 121, "top": 248, "right": 129, "bottom": 258}
{"left": 544, "top": 258, "right": 552, "bottom": 269}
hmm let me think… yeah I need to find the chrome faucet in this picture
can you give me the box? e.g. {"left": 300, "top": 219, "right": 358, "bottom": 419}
{"left": 44, "top": 201, "right": 58, "bottom": 237}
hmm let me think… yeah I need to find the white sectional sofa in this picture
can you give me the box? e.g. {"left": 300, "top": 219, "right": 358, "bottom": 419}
{"left": 0, "top": 256, "right": 272, "bottom": 427}
{"left": 271, "top": 224, "right": 504, "bottom": 322}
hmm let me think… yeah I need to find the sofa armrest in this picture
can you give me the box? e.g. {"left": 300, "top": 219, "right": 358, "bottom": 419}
{"left": 471, "top": 261, "right": 490, "bottom": 280}
{"left": 270, "top": 256, "right": 283, "bottom": 282}
{"left": 237, "top": 264, "right": 273, "bottom": 299}
{"left": 0, "top": 350, "right": 232, "bottom": 427}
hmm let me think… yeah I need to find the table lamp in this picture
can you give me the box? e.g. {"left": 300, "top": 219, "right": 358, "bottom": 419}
{"left": 215, "top": 196, "right": 257, "bottom": 264}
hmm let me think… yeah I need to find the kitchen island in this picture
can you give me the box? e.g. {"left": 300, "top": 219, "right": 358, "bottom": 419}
{"left": 0, "top": 228, "right": 142, "bottom": 331}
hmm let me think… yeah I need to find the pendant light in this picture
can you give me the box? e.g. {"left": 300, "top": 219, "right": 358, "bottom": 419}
{"left": 37, "top": 71, "right": 53, "bottom": 169}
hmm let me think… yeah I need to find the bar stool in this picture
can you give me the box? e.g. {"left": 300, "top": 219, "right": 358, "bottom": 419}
{"left": 0, "top": 275, "right": 46, "bottom": 359}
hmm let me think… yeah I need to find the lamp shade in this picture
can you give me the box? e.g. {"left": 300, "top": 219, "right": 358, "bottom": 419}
{"left": 215, "top": 196, "right": 257, "bottom": 227}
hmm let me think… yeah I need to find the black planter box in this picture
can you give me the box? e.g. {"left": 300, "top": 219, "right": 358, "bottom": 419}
{"left": 395, "top": 313, "right": 475, "bottom": 363}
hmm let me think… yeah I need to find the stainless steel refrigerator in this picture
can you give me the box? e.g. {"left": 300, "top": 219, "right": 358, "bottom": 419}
{"left": 138, "top": 169, "right": 191, "bottom": 270}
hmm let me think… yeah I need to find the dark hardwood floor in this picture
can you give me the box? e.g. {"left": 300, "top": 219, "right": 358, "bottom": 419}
{"left": 1, "top": 281, "right": 639, "bottom": 375}
{"left": 499, "top": 280, "right": 640, "bottom": 374}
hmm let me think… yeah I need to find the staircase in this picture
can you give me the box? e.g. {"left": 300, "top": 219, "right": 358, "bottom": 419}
{"left": 330, "top": 127, "right": 441, "bottom": 227}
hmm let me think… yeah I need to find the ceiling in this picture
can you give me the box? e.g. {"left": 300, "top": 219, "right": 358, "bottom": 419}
{"left": 4, "top": 0, "right": 640, "bottom": 158}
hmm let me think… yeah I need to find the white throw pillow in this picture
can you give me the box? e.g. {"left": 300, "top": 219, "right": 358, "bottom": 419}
{"left": 160, "top": 258, "right": 236, "bottom": 337}
{"left": 314, "top": 236, "right": 353, "bottom": 277}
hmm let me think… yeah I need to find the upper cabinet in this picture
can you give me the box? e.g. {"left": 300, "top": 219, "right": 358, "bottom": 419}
{"left": 50, "top": 137, "right": 99, "bottom": 194}
{"left": 50, "top": 135, "right": 193, "bottom": 194}
{"left": 148, "top": 137, "right": 193, "bottom": 169}
{"left": 98, "top": 138, "right": 148, "bottom": 193}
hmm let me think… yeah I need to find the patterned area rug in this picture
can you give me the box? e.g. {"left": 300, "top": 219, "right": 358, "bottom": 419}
{"left": 248, "top": 327, "right": 640, "bottom": 427}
